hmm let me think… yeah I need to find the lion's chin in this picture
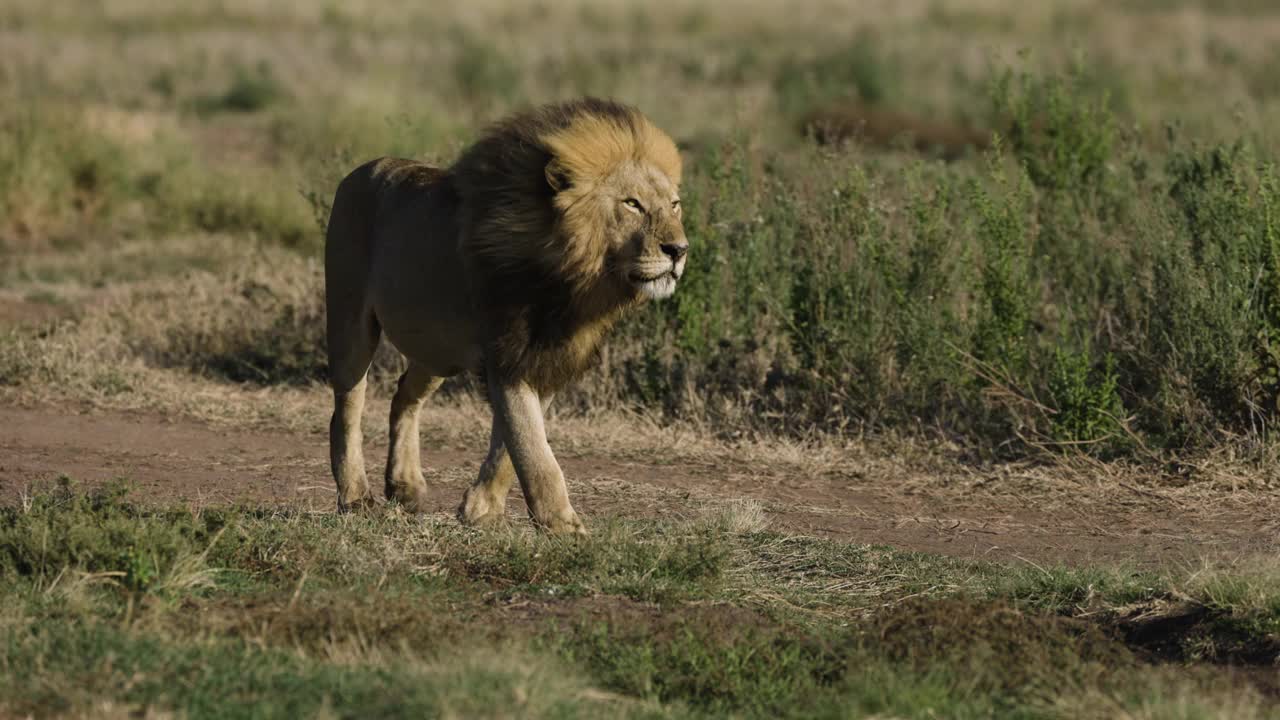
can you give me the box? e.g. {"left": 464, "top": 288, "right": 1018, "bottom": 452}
{"left": 635, "top": 273, "right": 678, "bottom": 301}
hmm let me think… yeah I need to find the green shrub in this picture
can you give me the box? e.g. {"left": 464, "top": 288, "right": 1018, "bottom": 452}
{"left": 775, "top": 31, "right": 898, "bottom": 115}
{"left": 970, "top": 144, "right": 1035, "bottom": 377}
{"left": 991, "top": 60, "right": 1116, "bottom": 194}
{"left": 1046, "top": 344, "right": 1126, "bottom": 450}
{"left": 195, "top": 62, "right": 286, "bottom": 114}
{"left": 0, "top": 97, "right": 313, "bottom": 250}
{"left": 0, "top": 107, "right": 132, "bottom": 246}
{"left": 451, "top": 34, "right": 521, "bottom": 108}
{"left": 151, "top": 168, "right": 314, "bottom": 247}
{"left": 1116, "top": 140, "right": 1280, "bottom": 443}
{"left": 580, "top": 62, "right": 1280, "bottom": 452}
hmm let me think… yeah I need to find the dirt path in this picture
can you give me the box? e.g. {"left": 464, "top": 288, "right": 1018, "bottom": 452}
{"left": 1, "top": 405, "right": 1275, "bottom": 568}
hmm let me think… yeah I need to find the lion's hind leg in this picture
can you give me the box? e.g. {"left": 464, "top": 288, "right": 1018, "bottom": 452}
{"left": 328, "top": 309, "right": 380, "bottom": 513}
{"left": 385, "top": 362, "right": 443, "bottom": 513}
{"left": 329, "top": 327, "right": 378, "bottom": 511}
{"left": 326, "top": 164, "right": 384, "bottom": 513}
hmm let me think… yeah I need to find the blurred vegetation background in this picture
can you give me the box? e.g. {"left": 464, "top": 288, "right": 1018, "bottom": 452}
{"left": 5, "top": 0, "right": 1280, "bottom": 459}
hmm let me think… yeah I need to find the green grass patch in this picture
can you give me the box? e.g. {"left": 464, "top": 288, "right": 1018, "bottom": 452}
{"left": 3, "top": 621, "right": 642, "bottom": 720}
{"left": 1, "top": 484, "right": 1275, "bottom": 718}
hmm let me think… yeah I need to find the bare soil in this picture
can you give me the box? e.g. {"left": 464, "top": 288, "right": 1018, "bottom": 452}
{"left": 2, "top": 405, "right": 1276, "bottom": 569}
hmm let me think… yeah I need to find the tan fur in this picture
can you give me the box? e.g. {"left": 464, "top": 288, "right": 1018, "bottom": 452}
{"left": 324, "top": 99, "right": 688, "bottom": 533}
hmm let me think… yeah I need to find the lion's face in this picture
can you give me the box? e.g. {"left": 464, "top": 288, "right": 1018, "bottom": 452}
{"left": 570, "top": 160, "right": 687, "bottom": 302}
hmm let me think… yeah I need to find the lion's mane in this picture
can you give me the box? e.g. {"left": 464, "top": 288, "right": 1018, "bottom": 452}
{"left": 450, "top": 98, "right": 682, "bottom": 391}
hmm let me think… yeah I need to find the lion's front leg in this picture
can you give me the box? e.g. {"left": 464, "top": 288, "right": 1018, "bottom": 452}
{"left": 458, "top": 392, "right": 555, "bottom": 527}
{"left": 487, "top": 376, "right": 585, "bottom": 535}
{"left": 457, "top": 422, "right": 515, "bottom": 526}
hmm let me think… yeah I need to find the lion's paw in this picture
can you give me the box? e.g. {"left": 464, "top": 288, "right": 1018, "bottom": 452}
{"left": 338, "top": 494, "right": 379, "bottom": 514}
{"left": 535, "top": 510, "right": 588, "bottom": 536}
{"left": 386, "top": 482, "right": 430, "bottom": 514}
{"left": 457, "top": 490, "right": 507, "bottom": 527}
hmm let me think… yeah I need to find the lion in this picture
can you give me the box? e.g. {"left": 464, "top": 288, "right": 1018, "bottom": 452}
{"left": 324, "top": 98, "right": 687, "bottom": 534}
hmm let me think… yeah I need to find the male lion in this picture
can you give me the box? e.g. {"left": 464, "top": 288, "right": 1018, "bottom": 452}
{"left": 325, "top": 98, "right": 688, "bottom": 534}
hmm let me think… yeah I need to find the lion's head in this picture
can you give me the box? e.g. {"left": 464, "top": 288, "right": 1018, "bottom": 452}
{"left": 453, "top": 98, "right": 686, "bottom": 307}
{"left": 542, "top": 110, "right": 687, "bottom": 302}
{"left": 451, "top": 99, "right": 686, "bottom": 389}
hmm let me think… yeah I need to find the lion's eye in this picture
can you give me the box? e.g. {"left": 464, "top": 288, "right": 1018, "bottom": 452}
{"left": 622, "top": 198, "right": 644, "bottom": 213}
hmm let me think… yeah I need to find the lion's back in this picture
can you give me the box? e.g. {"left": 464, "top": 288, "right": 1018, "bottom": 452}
{"left": 326, "top": 157, "right": 460, "bottom": 268}
{"left": 331, "top": 156, "right": 450, "bottom": 227}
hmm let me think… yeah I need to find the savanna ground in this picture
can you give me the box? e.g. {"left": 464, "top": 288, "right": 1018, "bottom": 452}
{"left": 2, "top": 0, "right": 1280, "bottom": 717}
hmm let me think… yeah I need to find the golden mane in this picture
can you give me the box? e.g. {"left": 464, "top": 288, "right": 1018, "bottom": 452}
{"left": 542, "top": 109, "right": 682, "bottom": 191}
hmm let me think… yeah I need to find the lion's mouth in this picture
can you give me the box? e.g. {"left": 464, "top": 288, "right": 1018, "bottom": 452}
{"left": 630, "top": 269, "right": 680, "bottom": 300}
{"left": 630, "top": 271, "right": 675, "bottom": 283}
{"left": 630, "top": 264, "right": 682, "bottom": 285}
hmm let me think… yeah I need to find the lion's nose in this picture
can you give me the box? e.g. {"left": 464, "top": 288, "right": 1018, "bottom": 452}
{"left": 660, "top": 242, "right": 688, "bottom": 261}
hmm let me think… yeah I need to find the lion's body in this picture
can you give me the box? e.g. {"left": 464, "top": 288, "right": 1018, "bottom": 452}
{"left": 324, "top": 99, "right": 686, "bottom": 532}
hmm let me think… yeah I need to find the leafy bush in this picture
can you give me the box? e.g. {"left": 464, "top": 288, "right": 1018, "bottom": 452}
{"left": 0, "top": 107, "right": 132, "bottom": 246}
{"left": 1046, "top": 344, "right": 1126, "bottom": 449}
{"left": 579, "top": 64, "right": 1280, "bottom": 454}
{"left": 775, "top": 31, "right": 898, "bottom": 115}
{"left": 194, "top": 62, "right": 286, "bottom": 114}
{"left": 991, "top": 61, "right": 1117, "bottom": 194}
{"left": 970, "top": 144, "right": 1035, "bottom": 377}
{"left": 451, "top": 34, "right": 522, "bottom": 108}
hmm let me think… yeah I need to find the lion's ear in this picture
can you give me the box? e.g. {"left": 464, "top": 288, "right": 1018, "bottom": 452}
{"left": 545, "top": 159, "right": 570, "bottom": 193}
